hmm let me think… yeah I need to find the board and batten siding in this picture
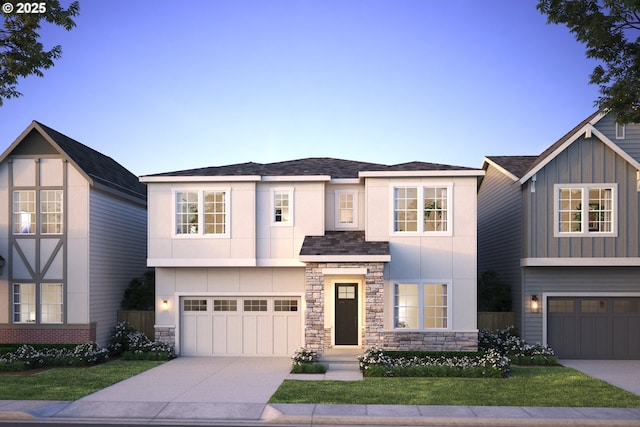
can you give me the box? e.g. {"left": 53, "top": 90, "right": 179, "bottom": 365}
{"left": 89, "top": 189, "right": 147, "bottom": 345}
{"left": 522, "top": 266, "right": 640, "bottom": 345}
{"left": 523, "top": 135, "right": 640, "bottom": 259}
{"left": 596, "top": 114, "right": 640, "bottom": 163}
{"left": 477, "top": 164, "right": 523, "bottom": 329}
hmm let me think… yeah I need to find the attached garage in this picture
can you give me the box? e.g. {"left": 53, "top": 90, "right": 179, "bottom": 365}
{"left": 548, "top": 297, "right": 640, "bottom": 359}
{"left": 180, "top": 296, "right": 302, "bottom": 356}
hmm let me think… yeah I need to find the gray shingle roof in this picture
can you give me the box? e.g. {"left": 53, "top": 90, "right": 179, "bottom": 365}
{"left": 145, "top": 157, "right": 480, "bottom": 179}
{"left": 299, "top": 231, "right": 390, "bottom": 257}
{"left": 485, "top": 156, "right": 538, "bottom": 179}
{"left": 34, "top": 122, "right": 146, "bottom": 200}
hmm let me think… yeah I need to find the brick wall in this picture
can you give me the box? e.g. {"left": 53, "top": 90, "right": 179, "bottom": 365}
{"left": 0, "top": 325, "right": 96, "bottom": 344}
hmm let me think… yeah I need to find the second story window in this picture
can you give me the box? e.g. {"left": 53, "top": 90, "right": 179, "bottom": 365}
{"left": 336, "top": 191, "right": 357, "bottom": 228}
{"left": 555, "top": 184, "right": 616, "bottom": 236}
{"left": 175, "top": 190, "right": 229, "bottom": 236}
{"left": 272, "top": 188, "right": 293, "bottom": 226}
{"left": 13, "top": 190, "right": 35, "bottom": 234}
{"left": 393, "top": 186, "right": 451, "bottom": 234}
{"left": 13, "top": 190, "right": 64, "bottom": 235}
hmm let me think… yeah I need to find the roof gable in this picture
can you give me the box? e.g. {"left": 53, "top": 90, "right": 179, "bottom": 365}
{"left": 483, "top": 156, "right": 538, "bottom": 181}
{"left": 1, "top": 121, "right": 146, "bottom": 201}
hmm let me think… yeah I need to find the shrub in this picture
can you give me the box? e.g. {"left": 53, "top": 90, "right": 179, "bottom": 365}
{"left": 0, "top": 343, "right": 109, "bottom": 372}
{"left": 108, "top": 321, "right": 175, "bottom": 360}
{"left": 358, "top": 346, "right": 510, "bottom": 378}
{"left": 290, "top": 348, "right": 326, "bottom": 374}
{"left": 478, "top": 326, "right": 557, "bottom": 365}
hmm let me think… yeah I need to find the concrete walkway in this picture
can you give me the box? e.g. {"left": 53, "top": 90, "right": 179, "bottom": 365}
{"left": 0, "top": 357, "right": 638, "bottom": 426}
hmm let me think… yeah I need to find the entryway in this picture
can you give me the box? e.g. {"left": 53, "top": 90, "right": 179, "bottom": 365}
{"left": 334, "top": 283, "right": 358, "bottom": 346}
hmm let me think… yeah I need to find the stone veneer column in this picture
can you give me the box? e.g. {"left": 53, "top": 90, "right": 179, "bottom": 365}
{"left": 364, "top": 262, "right": 385, "bottom": 348}
{"left": 304, "top": 263, "right": 325, "bottom": 352}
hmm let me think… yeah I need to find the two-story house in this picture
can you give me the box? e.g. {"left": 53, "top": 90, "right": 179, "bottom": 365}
{"left": 141, "top": 158, "right": 483, "bottom": 356}
{"left": 478, "top": 111, "right": 640, "bottom": 359}
{"left": 0, "top": 122, "right": 147, "bottom": 346}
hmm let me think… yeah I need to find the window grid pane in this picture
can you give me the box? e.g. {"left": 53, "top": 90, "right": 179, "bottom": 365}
{"left": 338, "top": 193, "right": 355, "bottom": 224}
{"left": 184, "top": 299, "right": 207, "bottom": 311}
{"left": 41, "top": 283, "right": 63, "bottom": 323}
{"left": 13, "top": 283, "right": 36, "bottom": 323}
{"left": 424, "top": 284, "right": 447, "bottom": 328}
{"left": 13, "top": 191, "right": 35, "bottom": 234}
{"left": 558, "top": 188, "right": 582, "bottom": 232}
{"left": 204, "top": 191, "right": 226, "bottom": 234}
{"left": 244, "top": 299, "right": 268, "bottom": 312}
{"left": 588, "top": 188, "right": 612, "bottom": 232}
{"left": 394, "top": 188, "right": 418, "bottom": 232}
{"left": 213, "top": 299, "right": 237, "bottom": 312}
{"left": 274, "top": 191, "right": 290, "bottom": 223}
{"left": 424, "top": 187, "right": 448, "bottom": 232}
{"left": 176, "top": 192, "right": 198, "bottom": 234}
{"left": 41, "top": 190, "right": 64, "bottom": 234}
{"left": 394, "top": 284, "right": 419, "bottom": 328}
{"left": 274, "top": 299, "right": 298, "bottom": 312}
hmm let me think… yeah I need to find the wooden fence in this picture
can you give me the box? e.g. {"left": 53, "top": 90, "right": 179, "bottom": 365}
{"left": 477, "top": 312, "right": 515, "bottom": 331}
{"left": 117, "top": 310, "right": 155, "bottom": 339}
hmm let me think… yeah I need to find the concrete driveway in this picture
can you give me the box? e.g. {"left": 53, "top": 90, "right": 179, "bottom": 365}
{"left": 559, "top": 359, "right": 640, "bottom": 395}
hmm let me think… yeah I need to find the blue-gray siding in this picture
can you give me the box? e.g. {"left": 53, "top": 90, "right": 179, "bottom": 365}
{"left": 523, "top": 135, "right": 640, "bottom": 258}
{"left": 596, "top": 114, "right": 640, "bottom": 162}
{"left": 89, "top": 190, "right": 147, "bottom": 345}
{"left": 477, "top": 164, "right": 523, "bottom": 329}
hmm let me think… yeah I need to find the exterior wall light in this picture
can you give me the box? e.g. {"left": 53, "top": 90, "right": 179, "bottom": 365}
{"left": 531, "top": 295, "right": 539, "bottom": 313}
{"left": 161, "top": 300, "right": 169, "bottom": 311}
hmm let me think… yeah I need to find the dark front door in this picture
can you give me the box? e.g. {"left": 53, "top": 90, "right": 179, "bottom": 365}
{"left": 335, "top": 283, "right": 358, "bottom": 345}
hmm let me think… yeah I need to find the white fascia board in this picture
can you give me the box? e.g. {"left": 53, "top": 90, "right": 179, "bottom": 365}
{"left": 359, "top": 170, "right": 484, "bottom": 178}
{"left": 147, "top": 258, "right": 257, "bottom": 267}
{"left": 299, "top": 254, "right": 391, "bottom": 263}
{"left": 521, "top": 257, "right": 640, "bottom": 267}
{"left": 260, "top": 175, "right": 331, "bottom": 182}
{"left": 322, "top": 267, "right": 368, "bottom": 275}
{"left": 331, "top": 178, "right": 361, "bottom": 184}
{"left": 256, "top": 258, "right": 306, "bottom": 267}
{"left": 140, "top": 175, "right": 261, "bottom": 183}
{"left": 481, "top": 157, "right": 519, "bottom": 182}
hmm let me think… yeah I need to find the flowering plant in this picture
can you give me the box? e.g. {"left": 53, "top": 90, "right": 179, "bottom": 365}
{"left": 292, "top": 347, "right": 318, "bottom": 366}
{"left": 479, "top": 326, "right": 556, "bottom": 365}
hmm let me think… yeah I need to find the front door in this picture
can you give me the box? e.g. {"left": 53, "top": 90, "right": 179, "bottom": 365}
{"left": 335, "top": 283, "right": 358, "bottom": 345}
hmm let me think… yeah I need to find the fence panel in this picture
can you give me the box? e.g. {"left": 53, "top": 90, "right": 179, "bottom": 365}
{"left": 117, "top": 310, "right": 155, "bottom": 339}
{"left": 477, "top": 312, "right": 514, "bottom": 331}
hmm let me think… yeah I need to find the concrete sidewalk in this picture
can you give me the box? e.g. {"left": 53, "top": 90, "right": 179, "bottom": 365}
{"left": 0, "top": 357, "right": 639, "bottom": 426}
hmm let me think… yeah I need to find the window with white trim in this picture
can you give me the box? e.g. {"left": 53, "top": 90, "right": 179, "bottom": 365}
{"left": 40, "top": 283, "right": 63, "bottom": 323}
{"left": 335, "top": 191, "right": 357, "bottom": 228}
{"left": 394, "top": 283, "right": 448, "bottom": 329}
{"left": 41, "top": 190, "right": 63, "bottom": 234}
{"left": 393, "top": 186, "right": 451, "bottom": 233}
{"left": 12, "top": 283, "right": 35, "bottom": 323}
{"left": 616, "top": 123, "right": 625, "bottom": 139}
{"left": 13, "top": 191, "right": 36, "bottom": 234}
{"left": 271, "top": 188, "right": 293, "bottom": 226}
{"left": 12, "top": 283, "right": 63, "bottom": 324}
{"left": 175, "top": 190, "right": 229, "bottom": 236}
{"left": 555, "top": 184, "right": 616, "bottom": 236}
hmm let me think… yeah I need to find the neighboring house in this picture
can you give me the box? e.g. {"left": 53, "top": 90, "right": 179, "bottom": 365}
{"left": 141, "top": 158, "right": 484, "bottom": 356}
{"left": 0, "top": 122, "right": 147, "bottom": 346}
{"left": 478, "top": 111, "right": 640, "bottom": 359}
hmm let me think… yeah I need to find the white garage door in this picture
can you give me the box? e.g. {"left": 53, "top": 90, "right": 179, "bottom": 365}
{"left": 180, "top": 297, "right": 301, "bottom": 356}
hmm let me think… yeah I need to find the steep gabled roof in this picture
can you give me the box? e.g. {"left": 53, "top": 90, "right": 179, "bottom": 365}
{"left": 143, "top": 157, "right": 482, "bottom": 181}
{"left": 483, "top": 156, "right": 538, "bottom": 181}
{"left": 1, "top": 121, "right": 146, "bottom": 201}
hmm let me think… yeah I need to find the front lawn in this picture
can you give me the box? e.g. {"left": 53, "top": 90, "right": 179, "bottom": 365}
{"left": 270, "top": 365, "right": 640, "bottom": 407}
{"left": 0, "top": 359, "right": 164, "bottom": 400}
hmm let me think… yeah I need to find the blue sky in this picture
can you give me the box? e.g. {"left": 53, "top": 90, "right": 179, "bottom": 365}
{"left": 2, "top": 0, "right": 600, "bottom": 176}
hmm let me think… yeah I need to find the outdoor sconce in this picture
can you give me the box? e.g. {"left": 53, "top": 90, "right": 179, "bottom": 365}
{"left": 161, "top": 300, "right": 169, "bottom": 311}
{"left": 531, "top": 295, "right": 539, "bottom": 313}
{"left": 0, "top": 255, "right": 5, "bottom": 275}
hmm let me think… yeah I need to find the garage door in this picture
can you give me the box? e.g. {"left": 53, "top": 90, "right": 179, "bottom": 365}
{"left": 180, "top": 297, "right": 301, "bottom": 356}
{"left": 548, "top": 297, "right": 640, "bottom": 359}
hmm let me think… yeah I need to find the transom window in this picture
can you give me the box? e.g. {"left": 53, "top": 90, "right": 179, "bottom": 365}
{"left": 272, "top": 188, "right": 293, "bottom": 226}
{"left": 13, "top": 283, "right": 63, "bottom": 324}
{"left": 394, "top": 283, "right": 448, "bottom": 329}
{"left": 335, "top": 191, "right": 357, "bottom": 228}
{"left": 555, "top": 184, "right": 616, "bottom": 236}
{"left": 393, "top": 186, "right": 451, "bottom": 233}
{"left": 175, "top": 190, "right": 229, "bottom": 236}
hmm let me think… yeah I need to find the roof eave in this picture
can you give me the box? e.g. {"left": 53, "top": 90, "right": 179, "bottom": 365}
{"left": 359, "top": 170, "right": 484, "bottom": 178}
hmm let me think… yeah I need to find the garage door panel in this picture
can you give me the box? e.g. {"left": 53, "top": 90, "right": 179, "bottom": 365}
{"left": 212, "top": 315, "right": 242, "bottom": 355}
{"left": 273, "top": 315, "right": 301, "bottom": 355}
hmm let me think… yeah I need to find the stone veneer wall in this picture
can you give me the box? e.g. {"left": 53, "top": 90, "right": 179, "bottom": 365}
{"left": 304, "top": 262, "right": 386, "bottom": 354}
{"left": 155, "top": 326, "right": 176, "bottom": 349}
{"left": 382, "top": 331, "right": 478, "bottom": 352}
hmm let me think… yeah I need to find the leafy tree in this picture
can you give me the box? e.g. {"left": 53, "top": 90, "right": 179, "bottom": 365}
{"left": 0, "top": 0, "right": 79, "bottom": 106}
{"left": 121, "top": 269, "right": 155, "bottom": 311}
{"left": 478, "top": 271, "right": 512, "bottom": 312}
{"left": 537, "top": 1, "right": 640, "bottom": 123}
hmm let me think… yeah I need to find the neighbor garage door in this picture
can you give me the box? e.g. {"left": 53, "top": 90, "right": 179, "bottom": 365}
{"left": 180, "top": 296, "right": 301, "bottom": 356}
{"left": 548, "top": 297, "right": 640, "bottom": 359}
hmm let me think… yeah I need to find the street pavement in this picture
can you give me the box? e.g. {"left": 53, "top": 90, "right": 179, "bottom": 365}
{"left": 0, "top": 356, "right": 638, "bottom": 426}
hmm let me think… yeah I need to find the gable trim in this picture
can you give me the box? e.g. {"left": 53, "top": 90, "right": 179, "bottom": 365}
{"left": 481, "top": 157, "right": 519, "bottom": 182}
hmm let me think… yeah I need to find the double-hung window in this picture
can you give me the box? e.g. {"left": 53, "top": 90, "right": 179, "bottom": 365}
{"left": 271, "top": 188, "right": 294, "bottom": 226}
{"left": 13, "top": 190, "right": 63, "bottom": 235}
{"left": 12, "top": 283, "right": 63, "bottom": 324}
{"left": 394, "top": 283, "right": 448, "bottom": 329}
{"left": 175, "top": 190, "right": 229, "bottom": 236}
{"left": 555, "top": 184, "right": 616, "bottom": 236}
{"left": 335, "top": 190, "right": 357, "bottom": 228}
{"left": 393, "top": 186, "right": 451, "bottom": 234}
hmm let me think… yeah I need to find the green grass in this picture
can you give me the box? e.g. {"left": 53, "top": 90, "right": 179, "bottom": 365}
{"left": 0, "top": 359, "right": 164, "bottom": 400}
{"left": 270, "top": 366, "right": 640, "bottom": 407}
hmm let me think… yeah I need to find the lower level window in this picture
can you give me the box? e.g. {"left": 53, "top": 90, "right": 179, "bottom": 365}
{"left": 13, "top": 283, "right": 63, "bottom": 323}
{"left": 394, "top": 283, "right": 448, "bottom": 329}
